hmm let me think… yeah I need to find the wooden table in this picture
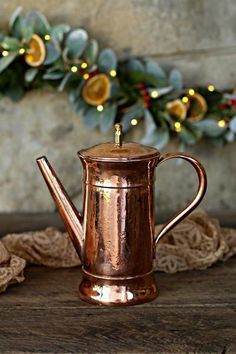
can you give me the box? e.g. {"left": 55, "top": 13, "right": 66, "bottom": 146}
{"left": 0, "top": 213, "right": 236, "bottom": 353}
{"left": 0, "top": 257, "right": 236, "bottom": 353}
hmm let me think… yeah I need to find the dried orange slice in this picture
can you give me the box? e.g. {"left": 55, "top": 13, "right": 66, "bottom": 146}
{"left": 166, "top": 99, "right": 187, "bottom": 120}
{"left": 82, "top": 74, "right": 110, "bottom": 106}
{"left": 25, "top": 34, "right": 46, "bottom": 67}
{"left": 187, "top": 93, "right": 207, "bottom": 122}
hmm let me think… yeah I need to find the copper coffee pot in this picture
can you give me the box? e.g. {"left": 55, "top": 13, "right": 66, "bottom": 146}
{"left": 36, "top": 124, "right": 207, "bottom": 306}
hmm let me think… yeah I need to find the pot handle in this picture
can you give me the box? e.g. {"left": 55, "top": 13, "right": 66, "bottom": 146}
{"left": 154, "top": 153, "right": 207, "bottom": 250}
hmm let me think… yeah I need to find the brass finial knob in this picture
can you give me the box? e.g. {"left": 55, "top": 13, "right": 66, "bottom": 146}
{"left": 114, "top": 123, "right": 122, "bottom": 146}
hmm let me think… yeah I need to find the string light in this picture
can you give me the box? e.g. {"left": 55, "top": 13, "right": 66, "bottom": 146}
{"left": 97, "top": 105, "right": 104, "bottom": 112}
{"left": 83, "top": 73, "right": 89, "bottom": 80}
{"left": 182, "top": 96, "right": 189, "bottom": 103}
{"left": 151, "top": 90, "right": 158, "bottom": 98}
{"left": 218, "top": 119, "right": 226, "bottom": 127}
{"left": 208, "top": 85, "right": 215, "bottom": 92}
{"left": 131, "top": 118, "right": 138, "bottom": 126}
{"left": 2, "top": 50, "right": 9, "bottom": 57}
{"left": 110, "top": 69, "right": 116, "bottom": 77}
{"left": 19, "top": 48, "right": 25, "bottom": 55}
{"left": 81, "top": 62, "right": 88, "bottom": 69}
{"left": 174, "top": 121, "right": 182, "bottom": 132}
{"left": 71, "top": 66, "right": 78, "bottom": 73}
{"left": 44, "top": 34, "right": 51, "bottom": 41}
{"left": 188, "top": 88, "right": 195, "bottom": 96}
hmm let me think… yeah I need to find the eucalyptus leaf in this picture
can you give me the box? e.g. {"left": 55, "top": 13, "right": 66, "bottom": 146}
{"left": 5, "top": 82, "right": 24, "bottom": 101}
{"left": 145, "top": 60, "right": 166, "bottom": 81}
{"left": 141, "top": 109, "right": 169, "bottom": 148}
{"left": 148, "top": 86, "right": 172, "bottom": 98}
{"left": 24, "top": 68, "right": 38, "bottom": 82}
{"left": 65, "top": 29, "right": 88, "bottom": 59}
{"left": 169, "top": 69, "right": 183, "bottom": 91}
{"left": 223, "top": 93, "right": 236, "bottom": 100}
{"left": 44, "top": 43, "right": 61, "bottom": 65}
{"left": 0, "top": 33, "right": 4, "bottom": 42}
{"left": 58, "top": 72, "right": 74, "bottom": 92}
{"left": 121, "top": 104, "right": 144, "bottom": 132}
{"left": 98, "top": 48, "right": 117, "bottom": 72}
{"left": 51, "top": 24, "right": 71, "bottom": 44}
{"left": 68, "top": 81, "right": 84, "bottom": 103}
{"left": 142, "top": 126, "right": 169, "bottom": 149}
{"left": 43, "top": 71, "right": 64, "bottom": 80}
{"left": 194, "top": 119, "right": 226, "bottom": 137}
{"left": 110, "top": 81, "right": 123, "bottom": 99}
{"left": 179, "top": 127, "right": 198, "bottom": 145}
{"left": 229, "top": 116, "right": 236, "bottom": 132}
{"left": 9, "top": 7, "right": 22, "bottom": 29}
{"left": 125, "top": 59, "right": 145, "bottom": 72}
{"left": 225, "top": 130, "right": 235, "bottom": 143}
{"left": 99, "top": 105, "right": 117, "bottom": 133}
{"left": 9, "top": 7, "right": 22, "bottom": 37}
{"left": 0, "top": 52, "right": 18, "bottom": 73}
{"left": 84, "top": 39, "right": 98, "bottom": 66}
{"left": 1, "top": 37, "right": 21, "bottom": 50}
{"left": 20, "top": 18, "right": 33, "bottom": 42}
{"left": 25, "top": 11, "right": 51, "bottom": 36}
{"left": 10, "top": 16, "right": 24, "bottom": 39}
{"left": 82, "top": 106, "right": 100, "bottom": 129}
{"left": 73, "top": 98, "right": 88, "bottom": 113}
{"left": 123, "top": 70, "right": 164, "bottom": 87}
{"left": 141, "top": 109, "right": 157, "bottom": 142}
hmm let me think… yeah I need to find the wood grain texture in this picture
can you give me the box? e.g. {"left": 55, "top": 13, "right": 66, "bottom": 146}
{"left": 0, "top": 258, "right": 236, "bottom": 353}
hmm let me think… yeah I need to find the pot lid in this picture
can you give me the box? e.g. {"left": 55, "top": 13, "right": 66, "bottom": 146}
{"left": 78, "top": 124, "right": 159, "bottom": 161}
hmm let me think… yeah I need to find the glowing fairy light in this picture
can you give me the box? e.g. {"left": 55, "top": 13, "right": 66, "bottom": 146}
{"left": 110, "top": 69, "right": 117, "bottom": 77}
{"left": 218, "top": 119, "right": 226, "bottom": 127}
{"left": 182, "top": 96, "right": 189, "bottom": 104}
{"left": 151, "top": 90, "right": 158, "bottom": 98}
{"left": 44, "top": 34, "right": 51, "bottom": 41}
{"left": 19, "top": 48, "right": 25, "bottom": 55}
{"left": 2, "top": 50, "right": 9, "bottom": 57}
{"left": 208, "top": 85, "right": 215, "bottom": 92}
{"left": 71, "top": 66, "right": 78, "bottom": 73}
{"left": 81, "top": 62, "right": 88, "bottom": 69}
{"left": 83, "top": 73, "right": 89, "bottom": 80}
{"left": 188, "top": 88, "right": 195, "bottom": 96}
{"left": 131, "top": 118, "right": 138, "bottom": 126}
{"left": 174, "top": 121, "right": 182, "bottom": 132}
{"left": 97, "top": 105, "right": 104, "bottom": 112}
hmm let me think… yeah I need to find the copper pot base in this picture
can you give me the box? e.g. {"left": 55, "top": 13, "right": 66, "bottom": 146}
{"left": 79, "top": 271, "right": 158, "bottom": 306}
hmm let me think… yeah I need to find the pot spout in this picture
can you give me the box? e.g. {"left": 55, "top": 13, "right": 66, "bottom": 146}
{"left": 36, "top": 156, "right": 83, "bottom": 261}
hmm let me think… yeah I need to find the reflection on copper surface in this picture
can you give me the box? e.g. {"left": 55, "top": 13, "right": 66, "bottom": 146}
{"left": 37, "top": 126, "right": 207, "bottom": 306}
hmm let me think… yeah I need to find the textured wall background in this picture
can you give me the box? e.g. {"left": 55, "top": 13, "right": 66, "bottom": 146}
{"left": 0, "top": 0, "right": 236, "bottom": 219}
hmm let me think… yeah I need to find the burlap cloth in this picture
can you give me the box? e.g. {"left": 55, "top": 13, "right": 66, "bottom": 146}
{"left": 0, "top": 210, "right": 236, "bottom": 293}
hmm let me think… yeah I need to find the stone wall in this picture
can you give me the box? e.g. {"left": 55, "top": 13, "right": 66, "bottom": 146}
{"left": 0, "top": 0, "right": 236, "bottom": 219}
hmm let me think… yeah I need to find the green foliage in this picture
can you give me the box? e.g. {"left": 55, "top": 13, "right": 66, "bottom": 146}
{"left": 65, "top": 29, "right": 88, "bottom": 59}
{"left": 169, "top": 69, "right": 183, "bottom": 91}
{"left": 98, "top": 48, "right": 117, "bottom": 72}
{"left": 0, "top": 8, "right": 235, "bottom": 149}
{"left": 44, "top": 42, "right": 61, "bottom": 65}
{"left": 51, "top": 24, "right": 71, "bottom": 44}
{"left": 1, "top": 37, "right": 21, "bottom": 50}
{"left": 24, "top": 67, "right": 38, "bottom": 82}
{"left": 25, "top": 11, "right": 50, "bottom": 36}
{"left": 0, "top": 52, "right": 18, "bottom": 73}
{"left": 84, "top": 39, "right": 98, "bottom": 66}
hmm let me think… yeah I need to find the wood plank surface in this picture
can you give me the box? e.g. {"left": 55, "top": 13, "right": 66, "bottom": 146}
{"left": 0, "top": 258, "right": 236, "bottom": 353}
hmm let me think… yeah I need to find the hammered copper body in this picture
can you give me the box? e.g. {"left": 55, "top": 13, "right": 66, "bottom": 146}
{"left": 37, "top": 124, "right": 207, "bottom": 306}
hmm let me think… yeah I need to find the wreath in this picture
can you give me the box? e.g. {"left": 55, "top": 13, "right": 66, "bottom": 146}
{"left": 1, "top": 7, "right": 236, "bottom": 149}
